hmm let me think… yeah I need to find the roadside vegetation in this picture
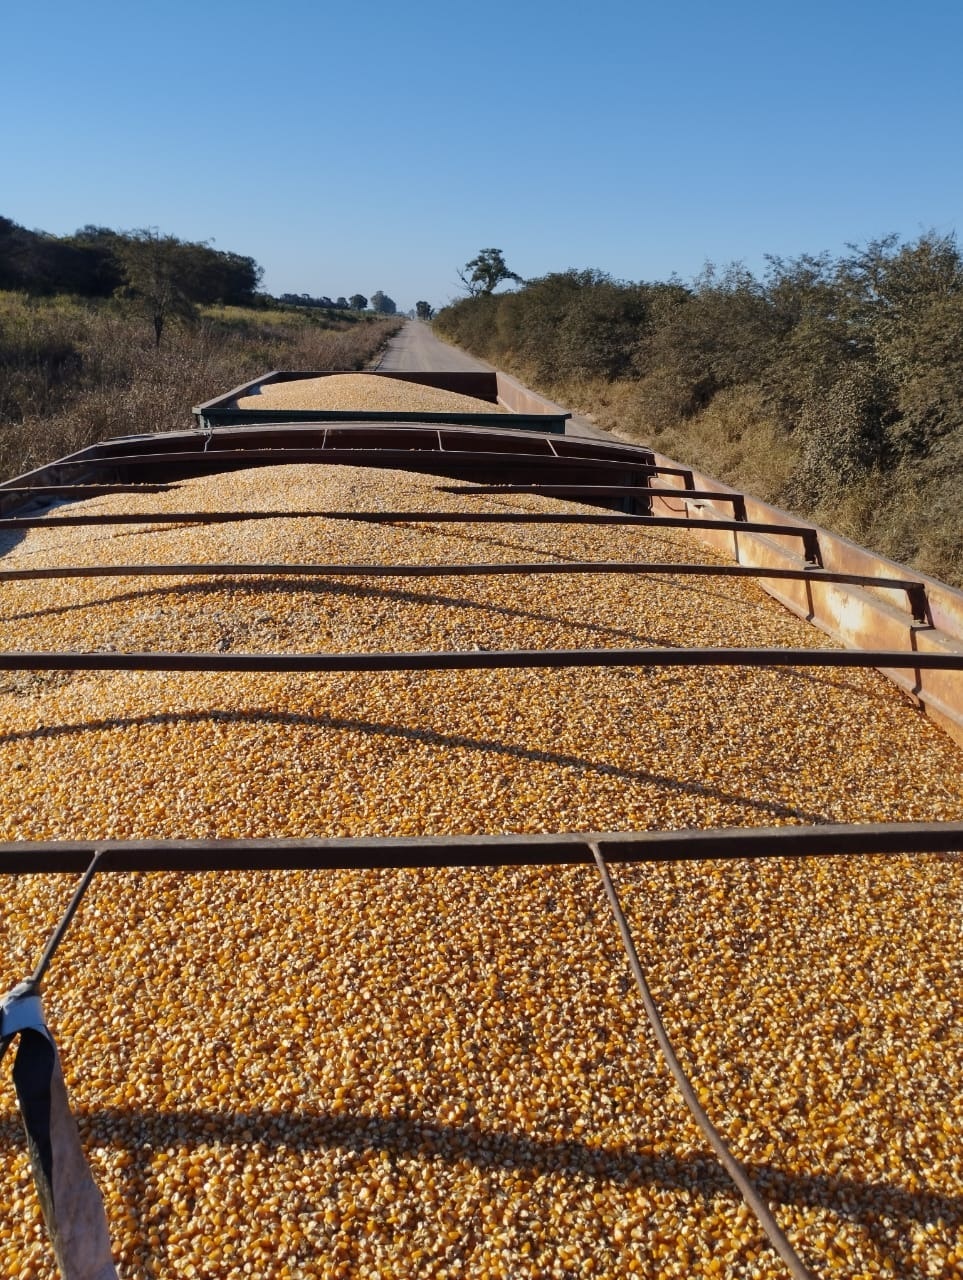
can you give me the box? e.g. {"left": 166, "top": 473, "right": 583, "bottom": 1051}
{"left": 0, "top": 214, "right": 401, "bottom": 478}
{"left": 437, "top": 235, "right": 963, "bottom": 587}
{"left": 0, "top": 292, "right": 400, "bottom": 479}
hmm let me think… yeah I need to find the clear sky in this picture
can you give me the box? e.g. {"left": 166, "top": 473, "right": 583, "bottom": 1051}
{"left": 5, "top": 0, "right": 962, "bottom": 313}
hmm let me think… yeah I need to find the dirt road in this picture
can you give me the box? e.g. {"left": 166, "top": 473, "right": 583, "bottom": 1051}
{"left": 375, "top": 319, "right": 492, "bottom": 373}
{"left": 376, "top": 321, "right": 612, "bottom": 440}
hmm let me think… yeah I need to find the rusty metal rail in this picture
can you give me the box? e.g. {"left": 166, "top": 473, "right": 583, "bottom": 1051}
{"left": 446, "top": 470, "right": 698, "bottom": 485}
{"left": 0, "top": 485, "right": 174, "bottom": 498}
{"left": 28, "top": 447, "right": 655, "bottom": 471}
{"left": 1, "top": 822, "right": 960, "bottom": 875}
{"left": 1, "top": 647, "right": 958, "bottom": 675}
{"left": 0, "top": 561, "right": 929, "bottom": 620}
{"left": 444, "top": 483, "right": 748, "bottom": 517}
{"left": 0, "top": 509, "right": 825, "bottom": 562}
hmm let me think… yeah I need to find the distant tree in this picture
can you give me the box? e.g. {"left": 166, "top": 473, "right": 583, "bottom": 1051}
{"left": 213, "top": 250, "right": 263, "bottom": 305}
{"left": 415, "top": 300, "right": 434, "bottom": 320}
{"left": 278, "top": 292, "right": 341, "bottom": 310}
{"left": 73, "top": 224, "right": 118, "bottom": 242}
{"left": 349, "top": 293, "right": 368, "bottom": 310}
{"left": 370, "top": 290, "right": 397, "bottom": 314}
{"left": 335, "top": 296, "right": 349, "bottom": 309}
{"left": 457, "top": 247, "right": 522, "bottom": 297}
{"left": 114, "top": 228, "right": 199, "bottom": 347}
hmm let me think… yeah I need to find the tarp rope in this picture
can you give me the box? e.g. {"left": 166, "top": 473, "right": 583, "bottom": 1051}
{"left": 590, "top": 842, "right": 818, "bottom": 1280}
{"left": 1, "top": 849, "right": 117, "bottom": 1280}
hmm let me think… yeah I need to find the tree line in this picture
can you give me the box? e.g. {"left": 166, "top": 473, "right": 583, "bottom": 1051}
{"left": 436, "top": 235, "right": 963, "bottom": 583}
{"left": 0, "top": 217, "right": 262, "bottom": 306}
{"left": 1, "top": 217, "right": 266, "bottom": 347}
{"left": 278, "top": 292, "right": 399, "bottom": 315}
{"left": 0, "top": 215, "right": 403, "bottom": 342}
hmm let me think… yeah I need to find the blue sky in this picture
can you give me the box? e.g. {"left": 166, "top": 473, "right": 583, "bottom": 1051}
{"left": 5, "top": 0, "right": 963, "bottom": 312}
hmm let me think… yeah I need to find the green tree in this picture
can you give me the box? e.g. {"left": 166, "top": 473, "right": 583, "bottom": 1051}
{"left": 549, "top": 271, "right": 650, "bottom": 380}
{"left": 349, "top": 293, "right": 368, "bottom": 310}
{"left": 457, "top": 248, "right": 522, "bottom": 296}
{"left": 0, "top": 216, "right": 116, "bottom": 296}
{"left": 65, "top": 225, "right": 125, "bottom": 296}
{"left": 633, "top": 264, "right": 781, "bottom": 425}
{"left": 760, "top": 252, "right": 862, "bottom": 422}
{"left": 370, "top": 290, "right": 396, "bottom": 315}
{"left": 843, "top": 232, "right": 963, "bottom": 455}
{"left": 114, "top": 229, "right": 199, "bottom": 346}
{"left": 415, "top": 300, "right": 434, "bottom": 320}
{"left": 114, "top": 230, "right": 263, "bottom": 343}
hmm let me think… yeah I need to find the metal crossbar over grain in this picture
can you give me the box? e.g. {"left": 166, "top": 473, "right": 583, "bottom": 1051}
{"left": 1, "top": 415, "right": 962, "bottom": 1279}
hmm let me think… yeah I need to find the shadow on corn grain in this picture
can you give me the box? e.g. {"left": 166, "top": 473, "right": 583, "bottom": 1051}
{"left": 14, "top": 1106, "right": 957, "bottom": 1274}
{"left": 403, "top": 520, "right": 753, "bottom": 591}
{"left": 0, "top": 528, "right": 26, "bottom": 559}
{"left": 768, "top": 662, "right": 927, "bottom": 706}
{"left": 0, "top": 706, "right": 832, "bottom": 825}
{"left": 2, "top": 573, "right": 844, "bottom": 660}
{"left": 413, "top": 523, "right": 792, "bottom": 613}
{"left": 1, "top": 576, "right": 685, "bottom": 650}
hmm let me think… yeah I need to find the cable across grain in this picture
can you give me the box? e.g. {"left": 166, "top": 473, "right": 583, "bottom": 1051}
{"left": 1, "top": 464, "right": 961, "bottom": 1279}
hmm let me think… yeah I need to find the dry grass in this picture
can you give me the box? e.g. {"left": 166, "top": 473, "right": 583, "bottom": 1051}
{"left": 0, "top": 293, "right": 401, "bottom": 481}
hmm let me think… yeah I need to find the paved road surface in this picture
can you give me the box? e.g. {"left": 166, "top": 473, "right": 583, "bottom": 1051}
{"left": 376, "top": 321, "right": 613, "bottom": 440}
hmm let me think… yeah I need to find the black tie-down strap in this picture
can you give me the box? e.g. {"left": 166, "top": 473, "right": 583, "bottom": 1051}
{"left": 1, "top": 984, "right": 117, "bottom": 1279}
{"left": 1, "top": 852, "right": 117, "bottom": 1280}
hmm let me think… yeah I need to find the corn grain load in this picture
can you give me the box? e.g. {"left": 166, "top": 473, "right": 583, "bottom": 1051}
{"left": 233, "top": 374, "right": 505, "bottom": 415}
{"left": 1, "top": 465, "right": 962, "bottom": 1279}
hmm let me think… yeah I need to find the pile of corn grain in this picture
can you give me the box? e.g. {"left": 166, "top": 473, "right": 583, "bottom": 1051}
{"left": 233, "top": 374, "right": 505, "bottom": 415}
{"left": 1, "top": 464, "right": 961, "bottom": 1280}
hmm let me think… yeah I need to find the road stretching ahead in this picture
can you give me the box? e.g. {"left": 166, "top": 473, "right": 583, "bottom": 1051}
{"left": 375, "top": 319, "right": 492, "bottom": 373}
{"left": 376, "top": 320, "right": 610, "bottom": 440}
